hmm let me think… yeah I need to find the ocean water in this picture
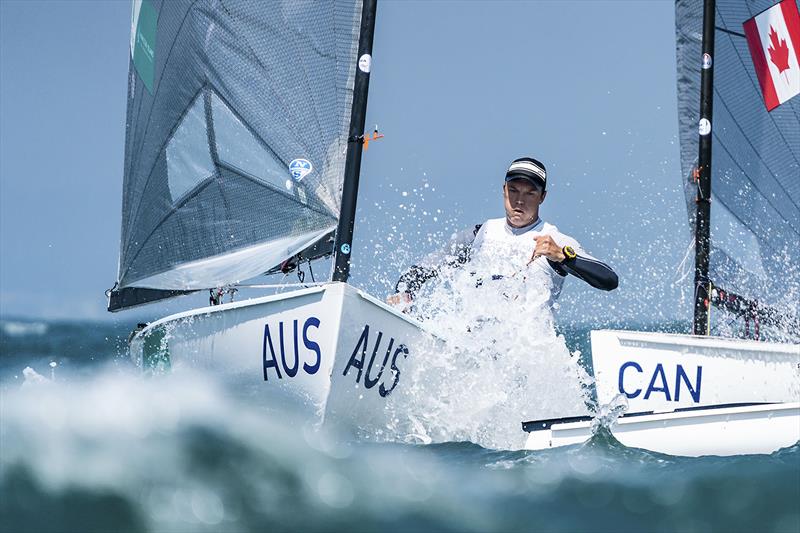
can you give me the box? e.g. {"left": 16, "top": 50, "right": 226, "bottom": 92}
{"left": 1, "top": 317, "right": 799, "bottom": 533}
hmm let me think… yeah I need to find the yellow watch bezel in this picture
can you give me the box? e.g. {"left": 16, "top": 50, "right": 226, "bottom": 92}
{"left": 562, "top": 245, "right": 577, "bottom": 260}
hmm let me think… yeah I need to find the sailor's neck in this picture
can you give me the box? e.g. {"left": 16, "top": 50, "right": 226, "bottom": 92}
{"left": 505, "top": 217, "right": 543, "bottom": 235}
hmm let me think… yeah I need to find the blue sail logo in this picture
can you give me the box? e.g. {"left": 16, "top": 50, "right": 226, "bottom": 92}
{"left": 289, "top": 159, "right": 313, "bottom": 181}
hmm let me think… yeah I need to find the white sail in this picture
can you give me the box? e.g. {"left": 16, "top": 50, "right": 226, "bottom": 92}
{"left": 112, "top": 0, "right": 363, "bottom": 308}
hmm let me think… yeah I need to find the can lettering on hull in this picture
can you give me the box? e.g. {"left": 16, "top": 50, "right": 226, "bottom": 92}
{"left": 618, "top": 361, "right": 703, "bottom": 403}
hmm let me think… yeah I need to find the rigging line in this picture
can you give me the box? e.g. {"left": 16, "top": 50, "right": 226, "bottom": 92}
{"left": 308, "top": 259, "right": 316, "bottom": 283}
{"left": 234, "top": 282, "right": 328, "bottom": 289}
{"left": 672, "top": 238, "right": 695, "bottom": 287}
{"left": 717, "top": 7, "right": 800, "bottom": 169}
{"left": 714, "top": 25, "right": 745, "bottom": 39}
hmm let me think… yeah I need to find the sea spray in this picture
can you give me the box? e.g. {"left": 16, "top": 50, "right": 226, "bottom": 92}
{"left": 2, "top": 321, "right": 799, "bottom": 532}
{"left": 376, "top": 247, "right": 592, "bottom": 450}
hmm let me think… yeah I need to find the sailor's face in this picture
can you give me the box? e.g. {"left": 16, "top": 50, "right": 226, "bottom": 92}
{"left": 504, "top": 179, "right": 546, "bottom": 228}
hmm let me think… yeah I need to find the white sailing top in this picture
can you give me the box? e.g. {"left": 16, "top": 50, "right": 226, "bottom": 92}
{"left": 470, "top": 217, "right": 592, "bottom": 309}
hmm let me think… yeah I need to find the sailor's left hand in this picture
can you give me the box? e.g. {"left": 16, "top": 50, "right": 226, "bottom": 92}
{"left": 529, "top": 235, "right": 565, "bottom": 264}
{"left": 386, "top": 291, "right": 413, "bottom": 310}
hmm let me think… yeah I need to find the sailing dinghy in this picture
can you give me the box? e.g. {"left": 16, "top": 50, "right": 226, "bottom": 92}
{"left": 110, "top": 0, "right": 450, "bottom": 433}
{"left": 524, "top": 0, "right": 800, "bottom": 456}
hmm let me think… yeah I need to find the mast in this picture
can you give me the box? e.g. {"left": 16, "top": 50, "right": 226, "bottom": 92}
{"left": 693, "top": 0, "right": 715, "bottom": 335}
{"left": 332, "top": 0, "right": 377, "bottom": 282}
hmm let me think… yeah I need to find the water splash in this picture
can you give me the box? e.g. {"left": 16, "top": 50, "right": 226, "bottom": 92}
{"left": 375, "top": 248, "right": 592, "bottom": 450}
{"left": 590, "top": 393, "right": 630, "bottom": 435}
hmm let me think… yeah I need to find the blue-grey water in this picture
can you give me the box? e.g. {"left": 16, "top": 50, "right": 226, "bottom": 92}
{"left": 1, "top": 318, "right": 798, "bottom": 533}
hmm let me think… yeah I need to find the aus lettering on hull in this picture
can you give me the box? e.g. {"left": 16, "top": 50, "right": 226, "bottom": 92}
{"left": 343, "top": 324, "right": 409, "bottom": 398}
{"left": 263, "top": 317, "right": 322, "bottom": 381}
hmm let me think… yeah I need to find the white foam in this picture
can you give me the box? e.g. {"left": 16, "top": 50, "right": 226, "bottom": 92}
{"left": 379, "top": 253, "right": 592, "bottom": 450}
{"left": 2, "top": 321, "right": 48, "bottom": 337}
{"left": 21, "top": 366, "right": 51, "bottom": 388}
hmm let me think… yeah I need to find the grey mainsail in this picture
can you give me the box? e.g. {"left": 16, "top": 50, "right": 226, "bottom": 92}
{"left": 676, "top": 0, "right": 800, "bottom": 335}
{"left": 111, "top": 0, "right": 363, "bottom": 310}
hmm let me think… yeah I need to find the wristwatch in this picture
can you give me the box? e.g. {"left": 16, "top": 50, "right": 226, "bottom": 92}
{"left": 562, "top": 245, "right": 577, "bottom": 261}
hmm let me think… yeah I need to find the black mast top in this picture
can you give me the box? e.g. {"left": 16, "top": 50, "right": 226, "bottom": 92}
{"left": 332, "top": 0, "right": 378, "bottom": 282}
{"left": 693, "top": 0, "right": 715, "bottom": 335}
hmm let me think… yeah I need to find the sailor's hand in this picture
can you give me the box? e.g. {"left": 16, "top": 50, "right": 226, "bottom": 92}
{"left": 386, "top": 292, "right": 413, "bottom": 307}
{"left": 529, "top": 235, "right": 565, "bottom": 264}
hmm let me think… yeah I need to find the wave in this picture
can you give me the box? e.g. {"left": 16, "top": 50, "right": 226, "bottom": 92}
{"left": 1, "top": 366, "right": 798, "bottom": 532}
{"left": 1, "top": 320, "right": 49, "bottom": 337}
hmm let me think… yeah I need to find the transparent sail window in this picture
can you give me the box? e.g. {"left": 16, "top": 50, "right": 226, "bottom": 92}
{"left": 166, "top": 94, "right": 215, "bottom": 202}
{"left": 211, "top": 93, "right": 290, "bottom": 193}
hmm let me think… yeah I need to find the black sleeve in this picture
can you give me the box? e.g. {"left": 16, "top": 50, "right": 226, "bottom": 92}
{"left": 548, "top": 255, "right": 618, "bottom": 291}
{"left": 395, "top": 265, "right": 439, "bottom": 297}
{"left": 394, "top": 224, "right": 482, "bottom": 297}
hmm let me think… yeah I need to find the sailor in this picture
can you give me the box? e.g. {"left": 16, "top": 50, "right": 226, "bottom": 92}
{"left": 387, "top": 156, "right": 618, "bottom": 309}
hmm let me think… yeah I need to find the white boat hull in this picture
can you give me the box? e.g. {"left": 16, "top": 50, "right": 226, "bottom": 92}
{"left": 524, "top": 330, "right": 800, "bottom": 456}
{"left": 590, "top": 330, "right": 800, "bottom": 412}
{"left": 524, "top": 403, "right": 800, "bottom": 457}
{"left": 131, "top": 282, "right": 443, "bottom": 433}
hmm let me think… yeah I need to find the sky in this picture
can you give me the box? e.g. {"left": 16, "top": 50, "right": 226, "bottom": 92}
{"left": 0, "top": 0, "right": 690, "bottom": 324}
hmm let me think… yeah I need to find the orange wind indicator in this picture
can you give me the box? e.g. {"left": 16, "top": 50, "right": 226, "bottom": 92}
{"left": 362, "top": 125, "right": 384, "bottom": 150}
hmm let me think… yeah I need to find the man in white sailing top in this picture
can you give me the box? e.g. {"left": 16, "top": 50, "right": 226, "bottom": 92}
{"left": 388, "top": 156, "right": 618, "bottom": 309}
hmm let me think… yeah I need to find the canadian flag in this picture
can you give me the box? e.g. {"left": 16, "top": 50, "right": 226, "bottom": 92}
{"left": 743, "top": 0, "right": 800, "bottom": 111}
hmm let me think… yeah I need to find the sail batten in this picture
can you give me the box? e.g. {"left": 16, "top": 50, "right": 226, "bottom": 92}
{"left": 113, "top": 0, "right": 363, "bottom": 308}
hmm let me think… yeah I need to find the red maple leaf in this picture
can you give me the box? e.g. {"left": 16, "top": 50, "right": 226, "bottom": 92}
{"left": 767, "top": 25, "right": 791, "bottom": 74}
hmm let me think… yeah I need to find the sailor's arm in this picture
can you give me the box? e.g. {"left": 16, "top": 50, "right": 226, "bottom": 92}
{"left": 387, "top": 224, "right": 482, "bottom": 305}
{"left": 390, "top": 264, "right": 439, "bottom": 303}
{"left": 553, "top": 255, "right": 618, "bottom": 291}
{"left": 532, "top": 235, "right": 618, "bottom": 291}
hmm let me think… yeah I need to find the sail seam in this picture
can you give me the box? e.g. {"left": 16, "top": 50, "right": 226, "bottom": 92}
{"left": 119, "top": 176, "right": 217, "bottom": 284}
{"left": 712, "top": 126, "right": 800, "bottom": 239}
{"left": 218, "top": 1, "right": 321, "bottom": 169}
{"left": 126, "top": 1, "right": 202, "bottom": 243}
{"left": 121, "top": 86, "right": 208, "bottom": 264}
{"left": 120, "top": 165, "right": 337, "bottom": 285}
